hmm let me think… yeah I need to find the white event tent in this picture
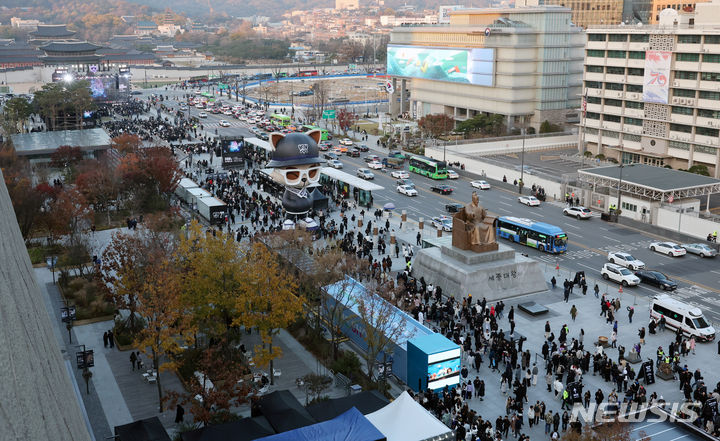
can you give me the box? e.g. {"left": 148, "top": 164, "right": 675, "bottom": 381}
{"left": 365, "top": 392, "right": 453, "bottom": 441}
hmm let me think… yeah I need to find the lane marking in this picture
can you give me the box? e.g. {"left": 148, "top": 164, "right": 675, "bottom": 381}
{"left": 602, "top": 235, "right": 621, "bottom": 243}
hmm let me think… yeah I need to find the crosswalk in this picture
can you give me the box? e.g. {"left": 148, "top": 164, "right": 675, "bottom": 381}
{"left": 202, "top": 120, "right": 252, "bottom": 129}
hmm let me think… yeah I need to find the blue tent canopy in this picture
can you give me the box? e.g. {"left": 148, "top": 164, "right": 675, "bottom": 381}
{"left": 255, "top": 407, "right": 386, "bottom": 441}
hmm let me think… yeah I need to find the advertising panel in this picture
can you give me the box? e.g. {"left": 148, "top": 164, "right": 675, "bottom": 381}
{"left": 438, "top": 5, "right": 465, "bottom": 24}
{"left": 221, "top": 138, "right": 245, "bottom": 166}
{"left": 642, "top": 50, "right": 672, "bottom": 104}
{"left": 387, "top": 45, "right": 494, "bottom": 86}
{"left": 427, "top": 357, "right": 460, "bottom": 390}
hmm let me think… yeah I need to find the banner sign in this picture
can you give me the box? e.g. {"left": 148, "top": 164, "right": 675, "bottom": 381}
{"left": 643, "top": 50, "right": 672, "bottom": 104}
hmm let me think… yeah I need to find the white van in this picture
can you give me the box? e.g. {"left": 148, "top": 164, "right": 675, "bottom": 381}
{"left": 650, "top": 295, "right": 715, "bottom": 342}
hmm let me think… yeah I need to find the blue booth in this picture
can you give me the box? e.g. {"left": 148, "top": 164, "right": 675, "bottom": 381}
{"left": 407, "top": 333, "right": 462, "bottom": 393}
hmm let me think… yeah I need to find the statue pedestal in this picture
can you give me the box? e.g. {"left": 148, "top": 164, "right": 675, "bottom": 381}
{"left": 413, "top": 237, "right": 547, "bottom": 302}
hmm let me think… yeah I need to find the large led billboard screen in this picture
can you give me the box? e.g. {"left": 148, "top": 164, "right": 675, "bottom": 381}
{"left": 387, "top": 45, "right": 494, "bottom": 86}
{"left": 427, "top": 356, "right": 460, "bottom": 390}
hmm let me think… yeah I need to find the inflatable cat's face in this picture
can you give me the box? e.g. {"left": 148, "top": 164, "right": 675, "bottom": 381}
{"left": 266, "top": 130, "right": 322, "bottom": 189}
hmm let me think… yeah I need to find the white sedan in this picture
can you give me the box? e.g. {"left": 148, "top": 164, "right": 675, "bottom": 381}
{"left": 432, "top": 216, "right": 453, "bottom": 232}
{"left": 650, "top": 241, "right": 687, "bottom": 257}
{"left": 607, "top": 251, "right": 645, "bottom": 270}
{"left": 447, "top": 170, "right": 459, "bottom": 179}
{"left": 367, "top": 161, "right": 383, "bottom": 170}
{"left": 471, "top": 180, "right": 491, "bottom": 190}
{"left": 391, "top": 170, "right": 410, "bottom": 179}
{"left": 397, "top": 185, "right": 418, "bottom": 196}
{"left": 339, "top": 138, "right": 353, "bottom": 146}
{"left": 327, "top": 159, "right": 343, "bottom": 169}
{"left": 518, "top": 195, "right": 540, "bottom": 206}
{"left": 198, "top": 111, "right": 208, "bottom": 118}
{"left": 219, "top": 120, "right": 231, "bottom": 127}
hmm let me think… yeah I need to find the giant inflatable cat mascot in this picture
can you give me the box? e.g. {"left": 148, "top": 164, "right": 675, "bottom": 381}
{"left": 265, "top": 130, "right": 323, "bottom": 216}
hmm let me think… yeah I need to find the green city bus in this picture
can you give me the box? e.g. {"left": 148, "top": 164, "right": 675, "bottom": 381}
{"left": 301, "top": 125, "right": 330, "bottom": 141}
{"left": 408, "top": 155, "right": 448, "bottom": 179}
{"left": 271, "top": 113, "right": 292, "bottom": 127}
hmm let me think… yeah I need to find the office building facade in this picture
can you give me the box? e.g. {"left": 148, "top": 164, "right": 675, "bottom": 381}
{"left": 520, "top": 0, "right": 624, "bottom": 28}
{"left": 388, "top": 6, "right": 585, "bottom": 132}
{"left": 580, "top": 3, "right": 720, "bottom": 177}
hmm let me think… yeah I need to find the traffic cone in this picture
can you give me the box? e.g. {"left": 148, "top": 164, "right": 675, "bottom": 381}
{"left": 619, "top": 286, "right": 623, "bottom": 294}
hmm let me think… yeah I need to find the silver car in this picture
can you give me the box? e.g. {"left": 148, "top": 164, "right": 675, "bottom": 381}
{"left": 682, "top": 243, "right": 718, "bottom": 258}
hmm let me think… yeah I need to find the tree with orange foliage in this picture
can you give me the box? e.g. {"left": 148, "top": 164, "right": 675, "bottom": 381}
{"left": 50, "top": 145, "right": 84, "bottom": 181}
{"left": 118, "top": 146, "right": 181, "bottom": 210}
{"left": 101, "top": 226, "right": 177, "bottom": 334}
{"left": 2, "top": 165, "right": 46, "bottom": 240}
{"left": 111, "top": 134, "right": 142, "bottom": 155}
{"left": 134, "top": 259, "right": 195, "bottom": 412}
{"left": 75, "top": 159, "right": 120, "bottom": 222}
{"left": 43, "top": 187, "right": 93, "bottom": 246}
{"left": 234, "top": 242, "right": 302, "bottom": 385}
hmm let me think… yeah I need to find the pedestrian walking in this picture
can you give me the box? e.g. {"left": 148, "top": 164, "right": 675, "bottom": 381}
{"left": 103, "top": 331, "right": 109, "bottom": 348}
{"left": 594, "top": 284, "right": 600, "bottom": 298}
{"left": 570, "top": 305, "right": 577, "bottom": 321}
{"left": 108, "top": 330, "right": 115, "bottom": 348}
{"left": 130, "top": 351, "right": 137, "bottom": 371}
{"left": 628, "top": 306, "right": 634, "bottom": 323}
{"left": 175, "top": 404, "right": 185, "bottom": 423}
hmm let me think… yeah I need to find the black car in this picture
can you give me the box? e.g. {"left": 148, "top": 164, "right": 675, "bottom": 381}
{"left": 431, "top": 184, "right": 454, "bottom": 195}
{"left": 358, "top": 144, "right": 370, "bottom": 152}
{"left": 347, "top": 148, "right": 361, "bottom": 157}
{"left": 634, "top": 270, "right": 678, "bottom": 291}
{"left": 445, "top": 203, "right": 464, "bottom": 213}
{"left": 324, "top": 152, "right": 338, "bottom": 160}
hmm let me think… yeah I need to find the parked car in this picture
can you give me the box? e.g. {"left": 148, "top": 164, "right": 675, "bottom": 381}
{"left": 518, "top": 195, "right": 540, "bottom": 206}
{"left": 391, "top": 170, "right": 410, "bottom": 179}
{"left": 446, "top": 170, "right": 459, "bottom": 179}
{"left": 430, "top": 184, "right": 454, "bottom": 195}
{"left": 649, "top": 241, "right": 687, "bottom": 257}
{"left": 432, "top": 216, "right": 453, "bottom": 232}
{"left": 327, "top": 159, "right": 343, "bottom": 169}
{"left": 682, "top": 243, "right": 718, "bottom": 258}
{"left": 563, "top": 206, "right": 593, "bottom": 219}
{"left": 356, "top": 168, "right": 375, "bottom": 180}
{"left": 397, "top": 185, "right": 418, "bottom": 196}
{"left": 367, "top": 161, "right": 383, "bottom": 170}
{"left": 471, "top": 180, "right": 491, "bottom": 190}
{"left": 607, "top": 252, "right": 645, "bottom": 270}
{"left": 635, "top": 270, "right": 678, "bottom": 291}
{"left": 601, "top": 263, "right": 640, "bottom": 287}
{"left": 445, "top": 203, "right": 464, "bottom": 213}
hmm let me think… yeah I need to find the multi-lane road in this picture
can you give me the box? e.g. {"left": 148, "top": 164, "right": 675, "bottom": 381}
{"left": 140, "top": 87, "right": 720, "bottom": 323}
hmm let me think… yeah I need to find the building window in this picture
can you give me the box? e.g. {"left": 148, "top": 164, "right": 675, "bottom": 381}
{"left": 585, "top": 81, "right": 602, "bottom": 89}
{"left": 698, "top": 109, "right": 720, "bottom": 119}
{"left": 626, "top": 101, "right": 644, "bottom": 109}
{"left": 602, "top": 130, "right": 619, "bottom": 138}
{"left": 605, "top": 114, "right": 621, "bottom": 123}
{"left": 586, "top": 112, "right": 600, "bottom": 120}
{"left": 627, "top": 68, "right": 644, "bottom": 76}
{"left": 696, "top": 145, "right": 717, "bottom": 154}
{"left": 589, "top": 33, "right": 606, "bottom": 42}
{"left": 625, "top": 117, "right": 643, "bottom": 126}
{"left": 705, "top": 35, "right": 720, "bottom": 44}
{"left": 626, "top": 84, "right": 643, "bottom": 92}
{"left": 624, "top": 133, "right": 641, "bottom": 142}
{"left": 585, "top": 127, "right": 599, "bottom": 135}
{"left": 606, "top": 82, "right": 624, "bottom": 90}
{"left": 609, "top": 34, "right": 627, "bottom": 42}
{"left": 607, "top": 50, "right": 626, "bottom": 58}
{"left": 674, "top": 88, "right": 696, "bottom": 97}
{"left": 703, "top": 54, "right": 720, "bottom": 63}
{"left": 587, "top": 96, "right": 602, "bottom": 104}
{"left": 605, "top": 98, "right": 622, "bottom": 107}
{"left": 675, "top": 70, "right": 697, "bottom": 80}
{"left": 696, "top": 127, "right": 719, "bottom": 137}
{"left": 586, "top": 65, "right": 603, "bottom": 73}
{"left": 622, "top": 202, "right": 638, "bottom": 212}
{"left": 670, "top": 123, "right": 693, "bottom": 133}
{"left": 700, "top": 91, "right": 720, "bottom": 100}
{"left": 669, "top": 140, "right": 691, "bottom": 150}
{"left": 671, "top": 106, "right": 694, "bottom": 115}
{"left": 628, "top": 51, "right": 645, "bottom": 59}
{"left": 700, "top": 72, "right": 720, "bottom": 82}
{"left": 587, "top": 49, "right": 605, "bottom": 58}
{"left": 630, "top": 34, "right": 650, "bottom": 42}
{"left": 677, "top": 35, "right": 701, "bottom": 44}
{"left": 607, "top": 66, "right": 625, "bottom": 75}
{"left": 677, "top": 53, "right": 700, "bottom": 62}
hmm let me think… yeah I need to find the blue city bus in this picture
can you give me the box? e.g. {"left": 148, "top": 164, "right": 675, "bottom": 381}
{"left": 496, "top": 216, "right": 567, "bottom": 253}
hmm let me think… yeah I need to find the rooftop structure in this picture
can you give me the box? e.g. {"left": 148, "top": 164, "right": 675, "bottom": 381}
{"left": 518, "top": 0, "right": 623, "bottom": 27}
{"left": 10, "top": 128, "right": 112, "bottom": 159}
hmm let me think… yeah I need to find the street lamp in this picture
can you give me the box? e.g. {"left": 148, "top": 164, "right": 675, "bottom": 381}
{"left": 616, "top": 144, "right": 625, "bottom": 214}
{"left": 61, "top": 299, "right": 76, "bottom": 343}
{"left": 519, "top": 127, "right": 526, "bottom": 193}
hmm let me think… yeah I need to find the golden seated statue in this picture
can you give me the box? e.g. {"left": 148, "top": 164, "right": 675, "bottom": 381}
{"left": 452, "top": 191, "right": 499, "bottom": 253}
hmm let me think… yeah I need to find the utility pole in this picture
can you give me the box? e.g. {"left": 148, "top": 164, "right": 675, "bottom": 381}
{"left": 519, "top": 127, "right": 526, "bottom": 192}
